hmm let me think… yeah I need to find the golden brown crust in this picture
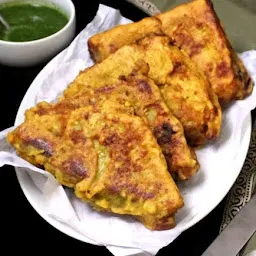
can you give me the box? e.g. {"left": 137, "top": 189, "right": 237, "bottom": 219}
{"left": 7, "top": 111, "right": 98, "bottom": 187}
{"left": 88, "top": 0, "right": 253, "bottom": 102}
{"left": 73, "top": 109, "right": 184, "bottom": 230}
{"left": 68, "top": 35, "right": 222, "bottom": 147}
{"left": 25, "top": 71, "right": 199, "bottom": 180}
{"left": 158, "top": 0, "right": 253, "bottom": 102}
{"left": 88, "top": 17, "right": 162, "bottom": 62}
{"left": 8, "top": 106, "right": 184, "bottom": 230}
{"left": 137, "top": 35, "right": 222, "bottom": 146}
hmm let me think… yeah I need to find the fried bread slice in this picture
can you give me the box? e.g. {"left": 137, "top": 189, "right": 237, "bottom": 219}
{"left": 21, "top": 72, "right": 199, "bottom": 180}
{"left": 88, "top": 0, "right": 253, "bottom": 102}
{"left": 7, "top": 106, "right": 184, "bottom": 230}
{"left": 66, "top": 35, "right": 221, "bottom": 147}
{"left": 88, "top": 16, "right": 162, "bottom": 62}
{"left": 157, "top": 0, "right": 253, "bottom": 102}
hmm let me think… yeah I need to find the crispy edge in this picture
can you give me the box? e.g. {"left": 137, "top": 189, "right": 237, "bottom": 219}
{"left": 88, "top": 16, "right": 162, "bottom": 62}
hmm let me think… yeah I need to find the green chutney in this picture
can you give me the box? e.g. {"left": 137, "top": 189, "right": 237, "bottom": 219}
{"left": 0, "top": 2, "right": 69, "bottom": 42}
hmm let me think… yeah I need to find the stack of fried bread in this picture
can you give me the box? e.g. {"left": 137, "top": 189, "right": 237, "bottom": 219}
{"left": 7, "top": 0, "right": 253, "bottom": 230}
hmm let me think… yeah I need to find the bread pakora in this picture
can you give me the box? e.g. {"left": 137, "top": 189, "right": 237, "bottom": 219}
{"left": 89, "top": 16, "right": 162, "bottom": 63}
{"left": 158, "top": 0, "right": 253, "bottom": 102}
{"left": 7, "top": 106, "right": 184, "bottom": 230}
{"left": 20, "top": 72, "right": 199, "bottom": 180}
{"left": 88, "top": 0, "right": 253, "bottom": 102}
{"left": 66, "top": 35, "right": 221, "bottom": 147}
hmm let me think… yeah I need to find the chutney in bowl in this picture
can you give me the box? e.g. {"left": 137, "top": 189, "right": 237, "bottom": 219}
{"left": 0, "top": 0, "right": 76, "bottom": 66}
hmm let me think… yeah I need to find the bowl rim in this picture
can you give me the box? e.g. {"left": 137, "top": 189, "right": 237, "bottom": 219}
{"left": 0, "top": 0, "right": 75, "bottom": 45}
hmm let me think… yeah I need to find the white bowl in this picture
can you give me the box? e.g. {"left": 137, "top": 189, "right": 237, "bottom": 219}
{"left": 0, "top": 0, "right": 76, "bottom": 67}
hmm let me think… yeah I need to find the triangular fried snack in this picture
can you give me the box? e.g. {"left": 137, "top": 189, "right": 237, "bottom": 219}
{"left": 7, "top": 106, "right": 183, "bottom": 230}
{"left": 89, "top": 16, "right": 162, "bottom": 62}
{"left": 157, "top": 0, "right": 253, "bottom": 102}
{"left": 23, "top": 72, "right": 199, "bottom": 180}
{"left": 66, "top": 35, "right": 221, "bottom": 147}
{"left": 88, "top": 0, "right": 253, "bottom": 102}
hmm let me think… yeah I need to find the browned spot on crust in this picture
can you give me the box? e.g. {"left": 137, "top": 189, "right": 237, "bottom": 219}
{"left": 36, "top": 107, "right": 49, "bottom": 116}
{"left": 154, "top": 123, "right": 173, "bottom": 145}
{"left": 46, "top": 102, "right": 77, "bottom": 115}
{"left": 87, "top": 39, "right": 97, "bottom": 51}
{"left": 189, "top": 42, "right": 204, "bottom": 57}
{"left": 173, "top": 29, "right": 204, "bottom": 57}
{"left": 63, "top": 158, "right": 88, "bottom": 177}
{"left": 154, "top": 216, "right": 175, "bottom": 230}
{"left": 216, "top": 61, "right": 230, "bottom": 78}
{"left": 136, "top": 79, "right": 152, "bottom": 94}
{"left": 165, "top": 200, "right": 177, "bottom": 213}
{"left": 119, "top": 75, "right": 127, "bottom": 81}
{"left": 140, "top": 150, "right": 147, "bottom": 158}
{"left": 107, "top": 185, "right": 120, "bottom": 194}
{"left": 203, "top": 124, "right": 208, "bottom": 133}
{"left": 24, "top": 138, "right": 54, "bottom": 157}
{"left": 55, "top": 115, "right": 69, "bottom": 137}
{"left": 132, "top": 162, "right": 142, "bottom": 172}
{"left": 173, "top": 29, "right": 186, "bottom": 45}
{"left": 172, "top": 61, "right": 186, "bottom": 74}
{"left": 206, "top": 62, "right": 214, "bottom": 74}
{"left": 109, "top": 43, "right": 118, "bottom": 54}
{"left": 84, "top": 113, "right": 90, "bottom": 120}
{"left": 196, "top": 22, "right": 204, "bottom": 29}
{"left": 213, "top": 105, "right": 219, "bottom": 115}
{"left": 103, "top": 134, "right": 119, "bottom": 146}
{"left": 100, "top": 125, "right": 155, "bottom": 200}
{"left": 94, "top": 86, "right": 115, "bottom": 94}
{"left": 69, "top": 130, "right": 86, "bottom": 144}
{"left": 129, "top": 186, "right": 154, "bottom": 199}
{"left": 204, "top": 9, "right": 217, "bottom": 24}
{"left": 55, "top": 103, "right": 73, "bottom": 114}
{"left": 108, "top": 182, "right": 155, "bottom": 199}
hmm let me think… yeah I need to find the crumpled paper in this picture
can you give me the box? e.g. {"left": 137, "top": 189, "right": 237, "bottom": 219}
{"left": 0, "top": 4, "right": 256, "bottom": 256}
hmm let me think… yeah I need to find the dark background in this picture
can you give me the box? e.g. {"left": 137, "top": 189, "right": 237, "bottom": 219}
{"left": 0, "top": 1, "right": 252, "bottom": 255}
